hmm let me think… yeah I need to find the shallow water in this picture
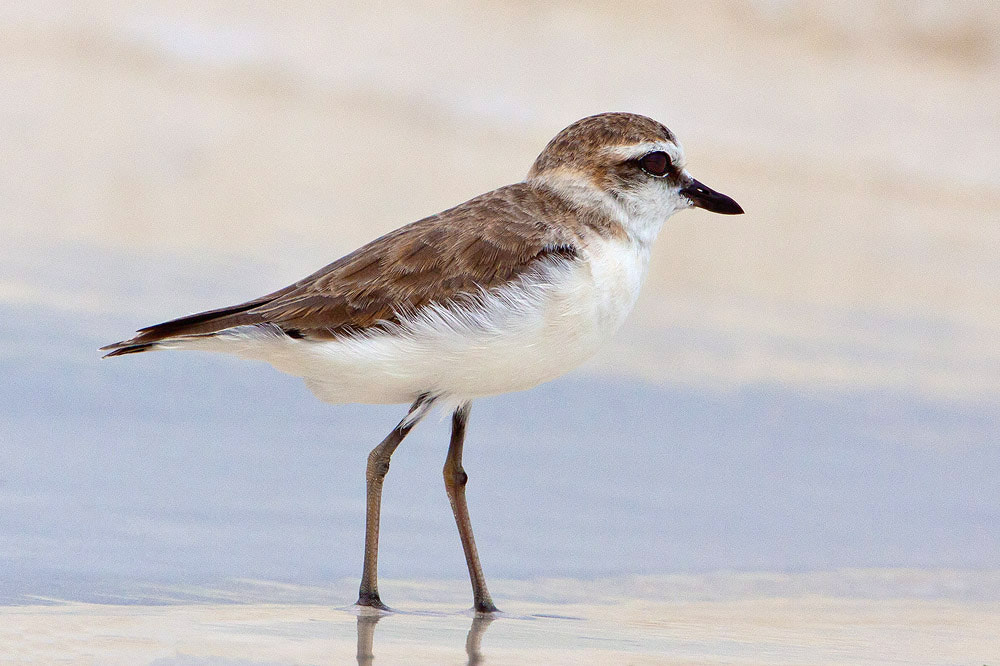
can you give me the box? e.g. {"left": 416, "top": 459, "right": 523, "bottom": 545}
{"left": 2, "top": 270, "right": 998, "bottom": 603}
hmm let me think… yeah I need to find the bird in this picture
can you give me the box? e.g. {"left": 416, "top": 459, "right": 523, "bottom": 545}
{"left": 102, "top": 112, "right": 743, "bottom": 613}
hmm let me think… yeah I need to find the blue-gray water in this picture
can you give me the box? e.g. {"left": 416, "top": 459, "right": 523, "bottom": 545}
{"left": 2, "top": 271, "right": 997, "bottom": 604}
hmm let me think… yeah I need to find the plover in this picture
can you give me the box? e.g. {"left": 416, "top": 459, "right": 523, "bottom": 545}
{"left": 103, "top": 112, "right": 743, "bottom": 613}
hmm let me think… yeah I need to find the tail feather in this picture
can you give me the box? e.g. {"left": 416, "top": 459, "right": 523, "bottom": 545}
{"left": 101, "top": 289, "right": 290, "bottom": 359}
{"left": 101, "top": 342, "right": 157, "bottom": 357}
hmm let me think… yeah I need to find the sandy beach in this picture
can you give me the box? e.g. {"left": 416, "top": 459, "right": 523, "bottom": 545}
{"left": 4, "top": 0, "right": 999, "bottom": 399}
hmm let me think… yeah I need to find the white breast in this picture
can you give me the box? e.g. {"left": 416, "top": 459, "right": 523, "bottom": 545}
{"left": 169, "top": 236, "right": 652, "bottom": 407}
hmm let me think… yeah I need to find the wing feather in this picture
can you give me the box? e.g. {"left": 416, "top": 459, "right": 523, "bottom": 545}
{"left": 101, "top": 184, "right": 582, "bottom": 355}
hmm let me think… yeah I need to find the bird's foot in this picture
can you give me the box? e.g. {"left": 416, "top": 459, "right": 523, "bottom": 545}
{"left": 356, "top": 591, "right": 392, "bottom": 612}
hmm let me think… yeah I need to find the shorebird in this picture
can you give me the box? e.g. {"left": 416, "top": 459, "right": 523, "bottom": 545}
{"left": 103, "top": 112, "right": 743, "bottom": 613}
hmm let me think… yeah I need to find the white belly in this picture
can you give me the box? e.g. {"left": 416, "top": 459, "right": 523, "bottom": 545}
{"left": 173, "top": 238, "right": 651, "bottom": 406}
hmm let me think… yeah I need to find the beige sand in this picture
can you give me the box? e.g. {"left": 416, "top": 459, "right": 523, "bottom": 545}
{"left": 3, "top": 0, "right": 998, "bottom": 400}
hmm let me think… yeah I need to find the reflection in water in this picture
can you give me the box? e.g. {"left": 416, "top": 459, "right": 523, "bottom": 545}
{"left": 355, "top": 612, "right": 379, "bottom": 666}
{"left": 465, "top": 614, "right": 496, "bottom": 665}
{"left": 356, "top": 611, "right": 495, "bottom": 665}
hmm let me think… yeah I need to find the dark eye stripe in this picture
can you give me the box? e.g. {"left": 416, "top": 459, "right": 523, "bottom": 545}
{"left": 639, "top": 151, "right": 671, "bottom": 177}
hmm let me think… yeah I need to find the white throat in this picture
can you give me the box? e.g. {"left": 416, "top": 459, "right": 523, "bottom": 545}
{"left": 527, "top": 169, "right": 679, "bottom": 248}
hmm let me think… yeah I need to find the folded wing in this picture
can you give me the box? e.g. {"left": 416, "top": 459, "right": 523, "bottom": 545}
{"left": 102, "top": 184, "right": 579, "bottom": 356}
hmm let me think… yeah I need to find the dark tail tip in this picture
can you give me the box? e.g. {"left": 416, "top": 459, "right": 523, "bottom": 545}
{"left": 101, "top": 342, "right": 156, "bottom": 358}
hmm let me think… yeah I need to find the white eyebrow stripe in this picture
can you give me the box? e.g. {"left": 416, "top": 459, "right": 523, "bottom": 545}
{"left": 603, "top": 141, "right": 684, "bottom": 165}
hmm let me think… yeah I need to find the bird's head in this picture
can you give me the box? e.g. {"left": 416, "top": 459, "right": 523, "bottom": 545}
{"left": 527, "top": 113, "right": 743, "bottom": 241}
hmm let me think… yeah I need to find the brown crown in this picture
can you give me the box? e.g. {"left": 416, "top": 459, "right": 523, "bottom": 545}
{"left": 527, "top": 112, "right": 676, "bottom": 178}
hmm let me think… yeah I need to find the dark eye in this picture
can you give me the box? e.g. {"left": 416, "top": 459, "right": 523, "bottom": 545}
{"left": 638, "top": 151, "right": 671, "bottom": 177}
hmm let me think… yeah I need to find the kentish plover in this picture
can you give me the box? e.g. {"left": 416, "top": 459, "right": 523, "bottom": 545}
{"left": 103, "top": 112, "right": 744, "bottom": 613}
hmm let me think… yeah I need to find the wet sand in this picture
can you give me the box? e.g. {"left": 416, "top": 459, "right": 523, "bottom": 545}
{"left": 5, "top": 573, "right": 999, "bottom": 665}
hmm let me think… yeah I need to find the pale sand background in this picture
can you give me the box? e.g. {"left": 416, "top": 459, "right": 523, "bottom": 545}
{"left": 2, "top": 0, "right": 999, "bottom": 663}
{"left": 5, "top": 0, "right": 1000, "bottom": 398}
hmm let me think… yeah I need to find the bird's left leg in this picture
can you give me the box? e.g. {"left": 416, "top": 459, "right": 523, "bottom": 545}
{"left": 443, "top": 402, "right": 499, "bottom": 613}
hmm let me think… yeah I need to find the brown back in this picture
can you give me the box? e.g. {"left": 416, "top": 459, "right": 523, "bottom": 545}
{"left": 107, "top": 183, "right": 585, "bottom": 350}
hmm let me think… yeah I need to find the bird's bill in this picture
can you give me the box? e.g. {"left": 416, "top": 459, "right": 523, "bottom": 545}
{"left": 681, "top": 179, "right": 744, "bottom": 215}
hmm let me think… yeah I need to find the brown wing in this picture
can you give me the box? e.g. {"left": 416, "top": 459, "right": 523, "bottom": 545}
{"left": 102, "top": 184, "right": 580, "bottom": 355}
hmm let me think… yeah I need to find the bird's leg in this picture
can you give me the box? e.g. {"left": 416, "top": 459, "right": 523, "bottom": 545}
{"left": 444, "top": 402, "right": 499, "bottom": 613}
{"left": 357, "top": 394, "right": 434, "bottom": 610}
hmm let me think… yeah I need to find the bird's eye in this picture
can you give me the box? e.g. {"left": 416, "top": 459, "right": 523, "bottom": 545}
{"left": 638, "top": 151, "right": 671, "bottom": 177}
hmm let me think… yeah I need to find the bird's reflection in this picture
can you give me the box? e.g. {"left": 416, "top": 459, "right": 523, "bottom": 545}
{"left": 355, "top": 612, "right": 380, "bottom": 666}
{"left": 464, "top": 613, "right": 495, "bottom": 665}
{"left": 356, "top": 611, "right": 496, "bottom": 665}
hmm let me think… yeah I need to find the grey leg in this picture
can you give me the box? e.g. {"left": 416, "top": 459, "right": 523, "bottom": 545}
{"left": 357, "top": 394, "right": 434, "bottom": 609}
{"left": 444, "top": 403, "right": 499, "bottom": 613}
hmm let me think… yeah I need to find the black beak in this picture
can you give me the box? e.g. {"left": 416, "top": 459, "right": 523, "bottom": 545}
{"left": 680, "top": 179, "right": 744, "bottom": 215}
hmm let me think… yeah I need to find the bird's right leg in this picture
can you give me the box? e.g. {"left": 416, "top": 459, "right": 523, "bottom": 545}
{"left": 357, "top": 394, "right": 434, "bottom": 610}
